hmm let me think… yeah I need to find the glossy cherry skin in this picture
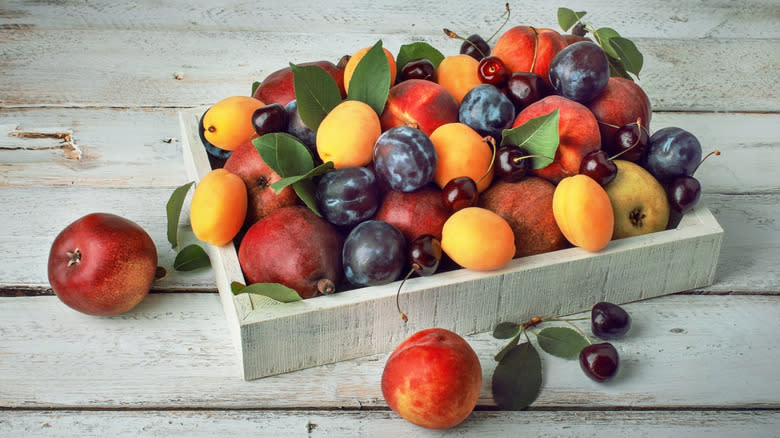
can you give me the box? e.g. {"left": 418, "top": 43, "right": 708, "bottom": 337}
{"left": 612, "top": 122, "right": 650, "bottom": 161}
{"left": 579, "top": 150, "right": 617, "bottom": 186}
{"left": 667, "top": 175, "right": 702, "bottom": 214}
{"left": 399, "top": 58, "right": 437, "bottom": 82}
{"left": 252, "top": 103, "right": 288, "bottom": 137}
{"left": 579, "top": 342, "right": 619, "bottom": 382}
{"left": 505, "top": 72, "right": 550, "bottom": 111}
{"left": 591, "top": 301, "right": 632, "bottom": 340}
{"left": 441, "top": 176, "right": 479, "bottom": 212}
{"left": 408, "top": 234, "right": 442, "bottom": 276}
{"left": 478, "top": 56, "right": 509, "bottom": 87}
{"left": 461, "top": 34, "right": 490, "bottom": 61}
{"left": 496, "top": 145, "right": 532, "bottom": 182}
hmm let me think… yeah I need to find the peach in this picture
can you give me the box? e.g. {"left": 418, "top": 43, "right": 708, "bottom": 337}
{"left": 490, "top": 26, "right": 566, "bottom": 86}
{"left": 252, "top": 60, "right": 346, "bottom": 107}
{"left": 512, "top": 95, "right": 601, "bottom": 184}
{"left": 382, "top": 328, "right": 482, "bottom": 430}
{"left": 588, "top": 77, "right": 652, "bottom": 155}
{"left": 380, "top": 79, "right": 459, "bottom": 137}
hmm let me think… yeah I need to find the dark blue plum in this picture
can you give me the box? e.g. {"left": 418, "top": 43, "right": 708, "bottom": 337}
{"left": 458, "top": 83, "right": 515, "bottom": 140}
{"left": 342, "top": 220, "right": 406, "bottom": 286}
{"left": 316, "top": 166, "right": 380, "bottom": 228}
{"left": 548, "top": 41, "right": 609, "bottom": 104}
{"left": 199, "top": 107, "right": 231, "bottom": 164}
{"left": 644, "top": 127, "right": 703, "bottom": 182}
{"left": 285, "top": 100, "right": 317, "bottom": 155}
{"left": 373, "top": 126, "right": 437, "bottom": 193}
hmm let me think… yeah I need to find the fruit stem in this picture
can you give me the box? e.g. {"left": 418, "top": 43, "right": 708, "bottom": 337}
{"left": 513, "top": 153, "right": 555, "bottom": 166}
{"left": 609, "top": 117, "right": 645, "bottom": 161}
{"left": 691, "top": 149, "right": 721, "bottom": 175}
{"left": 485, "top": 3, "right": 512, "bottom": 43}
{"left": 443, "top": 28, "right": 487, "bottom": 59}
{"left": 476, "top": 136, "right": 497, "bottom": 185}
{"left": 66, "top": 248, "right": 81, "bottom": 267}
{"left": 529, "top": 27, "right": 539, "bottom": 73}
{"left": 395, "top": 268, "right": 417, "bottom": 323}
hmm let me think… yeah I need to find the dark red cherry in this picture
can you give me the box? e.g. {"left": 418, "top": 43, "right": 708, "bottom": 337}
{"left": 251, "top": 103, "right": 288, "bottom": 137}
{"left": 408, "top": 234, "right": 442, "bottom": 276}
{"left": 591, "top": 302, "right": 631, "bottom": 340}
{"left": 666, "top": 175, "right": 701, "bottom": 214}
{"left": 478, "top": 56, "right": 509, "bottom": 87}
{"left": 505, "top": 72, "right": 550, "bottom": 111}
{"left": 612, "top": 122, "right": 650, "bottom": 161}
{"left": 579, "top": 150, "right": 618, "bottom": 186}
{"left": 579, "top": 342, "right": 619, "bottom": 382}
{"left": 442, "top": 176, "right": 479, "bottom": 212}
{"left": 399, "top": 58, "right": 437, "bottom": 82}
{"left": 496, "top": 145, "right": 532, "bottom": 182}
{"left": 460, "top": 34, "right": 490, "bottom": 61}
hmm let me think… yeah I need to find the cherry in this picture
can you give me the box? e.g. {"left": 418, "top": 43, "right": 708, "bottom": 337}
{"left": 460, "top": 34, "right": 491, "bottom": 61}
{"left": 572, "top": 22, "right": 588, "bottom": 37}
{"left": 612, "top": 120, "right": 650, "bottom": 162}
{"left": 441, "top": 176, "right": 479, "bottom": 212}
{"left": 399, "top": 58, "right": 436, "bottom": 83}
{"left": 591, "top": 301, "right": 631, "bottom": 340}
{"left": 478, "top": 56, "right": 509, "bottom": 87}
{"left": 579, "top": 150, "right": 617, "bottom": 186}
{"left": 251, "top": 103, "right": 288, "bottom": 137}
{"left": 496, "top": 145, "right": 532, "bottom": 182}
{"left": 408, "top": 234, "right": 443, "bottom": 276}
{"left": 579, "top": 342, "right": 619, "bottom": 382}
{"left": 505, "top": 72, "right": 550, "bottom": 111}
{"left": 665, "top": 150, "right": 720, "bottom": 214}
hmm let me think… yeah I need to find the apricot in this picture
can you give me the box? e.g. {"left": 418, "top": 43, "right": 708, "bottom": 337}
{"left": 436, "top": 54, "right": 482, "bottom": 105}
{"left": 343, "top": 46, "right": 397, "bottom": 93}
{"left": 190, "top": 168, "right": 248, "bottom": 246}
{"left": 202, "top": 96, "right": 265, "bottom": 151}
{"left": 316, "top": 100, "right": 381, "bottom": 167}
{"left": 552, "top": 174, "right": 614, "bottom": 252}
{"left": 429, "top": 123, "right": 494, "bottom": 193}
{"left": 441, "top": 207, "right": 515, "bottom": 271}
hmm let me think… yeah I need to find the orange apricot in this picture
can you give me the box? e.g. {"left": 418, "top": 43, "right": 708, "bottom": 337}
{"left": 202, "top": 96, "right": 265, "bottom": 151}
{"left": 343, "top": 46, "right": 397, "bottom": 93}
{"left": 436, "top": 54, "right": 482, "bottom": 105}
{"left": 441, "top": 207, "right": 515, "bottom": 271}
{"left": 429, "top": 123, "right": 494, "bottom": 192}
{"left": 190, "top": 168, "right": 248, "bottom": 246}
{"left": 552, "top": 174, "right": 614, "bottom": 252}
{"left": 316, "top": 100, "right": 381, "bottom": 167}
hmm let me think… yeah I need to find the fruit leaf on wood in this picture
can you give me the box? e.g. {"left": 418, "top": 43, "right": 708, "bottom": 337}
{"left": 492, "top": 342, "right": 543, "bottom": 410}
{"left": 347, "top": 40, "right": 392, "bottom": 116}
{"left": 500, "top": 109, "right": 560, "bottom": 169}
{"left": 165, "top": 180, "right": 194, "bottom": 249}
{"left": 493, "top": 321, "right": 522, "bottom": 339}
{"left": 231, "top": 281, "right": 303, "bottom": 303}
{"left": 395, "top": 41, "right": 445, "bottom": 76}
{"left": 173, "top": 244, "right": 211, "bottom": 271}
{"left": 290, "top": 62, "right": 342, "bottom": 132}
{"left": 536, "top": 326, "right": 590, "bottom": 359}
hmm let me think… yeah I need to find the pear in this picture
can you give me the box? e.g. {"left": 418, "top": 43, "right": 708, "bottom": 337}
{"left": 604, "top": 160, "right": 670, "bottom": 239}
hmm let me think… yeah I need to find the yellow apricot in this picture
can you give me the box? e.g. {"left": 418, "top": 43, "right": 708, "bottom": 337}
{"left": 436, "top": 54, "right": 482, "bottom": 104}
{"left": 316, "top": 100, "right": 381, "bottom": 167}
{"left": 552, "top": 174, "right": 614, "bottom": 252}
{"left": 441, "top": 207, "right": 516, "bottom": 271}
{"left": 429, "top": 123, "right": 494, "bottom": 192}
{"left": 190, "top": 168, "right": 248, "bottom": 246}
{"left": 343, "top": 46, "right": 397, "bottom": 93}
{"left": 202, "top": 96, "right": 265, "bottom": 151}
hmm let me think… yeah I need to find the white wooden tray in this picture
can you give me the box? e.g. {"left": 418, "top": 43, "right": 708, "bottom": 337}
{"left": 179, "top": 106, "right": 724, "bottom": 381}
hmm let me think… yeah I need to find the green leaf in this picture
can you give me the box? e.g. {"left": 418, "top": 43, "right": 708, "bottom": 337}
{"left": 501, "top": 109, "right": 560, "bottom": 169}
{"left": 230, "top": 281, "right": 246, "bottom": 294}
{"left": 396, "top": 42, "right": 445, "bottom": 76}
{"left": 347, "top": 40, "right": 391, "bottom": 116}
{"left": 494, "top": 335, "right": 520, "bottom": 362}
{"left": 269, "top": 161, "right": 334, "bottom": 194}
{"left": 592, "top": 27, "right": 622, "bottom": 59}
{"left": 232, "top": 282, "right": 303, "bottom": 303}
{"left": 165, "top": 181, "right": 194, "bottom": 249}
{"left": 290, "top": 63, "right": 343, "bottom": 131}
{"left": 609, "top": 36, "right": 643, "bottom": 77}
{"left": 253, "top": 132, "right": 314, "bottom": 178}
{"left": 251, "top": 81, "right": 261, "bottom": 96}
{"left": 608, "top": 55, "right": 633, "bottom": 80}
{"left": 292, "top": 178, "right": 322, "bottom": 217}
{"left": 173, "top": 244, "right": 211, "bottom": 271}
{"left": 493, "top": 322, "right": 521, "bottom": 339}
{"left": 557, "top": 7, "right": 586, "bottom": 32}
{"left": 536, "top": 326, "right": 590, "bottom": 359}
{"left": 491, "top": 342, "right": 542, "bottom": 410}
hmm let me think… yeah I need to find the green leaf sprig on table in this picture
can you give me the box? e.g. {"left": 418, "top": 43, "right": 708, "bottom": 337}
{"left": 557, "top": 7, "right": 644, "bottom": 80}
{"left": 165, "top": 181, "right": 211, "bottom": 272}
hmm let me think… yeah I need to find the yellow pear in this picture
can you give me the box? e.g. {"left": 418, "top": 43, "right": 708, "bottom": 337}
{"left": 604, "top": 160, "right": 670, "bottom": 239}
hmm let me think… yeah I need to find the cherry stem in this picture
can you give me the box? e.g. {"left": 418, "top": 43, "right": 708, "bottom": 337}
{"left": 396, "top": 267, "right": 418, "bottom": 323}
{"left": 443, "top": 28, "right": 487, "bottom": 59}
{"left": 476, "top": 136, "right": 497, "bottom": 185}
{"left": 485, "top": 3, "right": 512, "bottom": 43}
{"left": 608, "top": 117, "right": 645, "bottom": 161}
{"left": 691, "top": 149, "right": 721, "bottom": 175}
{"left": 513, "top": 153, "right": 554, "bottom": 166}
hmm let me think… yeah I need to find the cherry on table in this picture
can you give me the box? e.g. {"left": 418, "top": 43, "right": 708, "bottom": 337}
{"left": 591, "top": 301, "right": 631, "bottom": 340}
{"left": 579, "top": 342, "right": 619, "bottom": 382}
{"left": 441, "top": 176, "right": 479, "bottom": 212}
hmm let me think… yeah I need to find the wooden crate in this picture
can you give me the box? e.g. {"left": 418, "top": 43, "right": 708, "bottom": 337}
{"left": 179, "top": 107, "right": 724, "bottom": 381}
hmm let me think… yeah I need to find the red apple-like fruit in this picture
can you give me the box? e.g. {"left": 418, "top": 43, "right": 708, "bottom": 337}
{"left": 512, "top": 95, "right": 601, "bottom": 183}
{"left": 380, "top": 79, "right": 459, "bottom": 137}
{"left": 490, "top": 26, "right": 566, "bottom": 86}
{"left": 382, "top": 328, "right": 482, "bottom": 430}
{"left": 252, "top": 60, "right": 346, "bottom": 107}
{"left": 588, "top": 77, "right": 652, "bottom": 156}
{"left": 47, "top": 213, "right": 158, "bottom": 316}
{"left": 374, "top": 185, "right": 451, "bottom": 242}
{"left": 223, "top": 140, "right": 300, "bottom": 227}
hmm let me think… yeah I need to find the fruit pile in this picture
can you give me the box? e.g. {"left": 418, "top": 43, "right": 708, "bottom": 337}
{"left": 187, "top": 7, "right": 717, "bottom": 301}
